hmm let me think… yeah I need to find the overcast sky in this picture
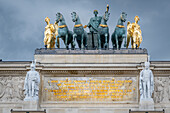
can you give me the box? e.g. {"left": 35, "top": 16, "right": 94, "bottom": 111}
{"left": 0, "top": 0, "right": 170, "bottom": 61}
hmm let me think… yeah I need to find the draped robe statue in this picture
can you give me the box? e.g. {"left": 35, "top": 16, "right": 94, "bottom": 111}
{"left": 84, "top": 10, "right": 102, "bottom": 48}
{"left": 139, "top": 62, "right": 154, "bottom": 101}
{"left": 24, "top": 60, "right": 40, "bottom": 101}
{"left": 44, "top": 17, "right": 59, "bottom": 48}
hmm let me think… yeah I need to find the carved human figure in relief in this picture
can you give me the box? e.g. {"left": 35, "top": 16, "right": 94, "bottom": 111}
{"left": 154, "top": 77, "right": 164, "bottom": 103}
{"left": 139, "top": 62, "right": 154, "bottom": 100}
{"left": 24, "top": 60, "right": 40, "bottom": 101}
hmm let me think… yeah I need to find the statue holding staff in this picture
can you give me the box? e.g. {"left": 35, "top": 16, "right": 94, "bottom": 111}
{"left": 84, "top": 9, "right": 102, "bottom": 48}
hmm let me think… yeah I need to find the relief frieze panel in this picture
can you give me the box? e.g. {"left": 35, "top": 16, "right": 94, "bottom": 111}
{"left": 154, "top": 76, "right": 170, "bottom": 103}
{"left": 0, "top": 76, "right": 25, "bottom": 102}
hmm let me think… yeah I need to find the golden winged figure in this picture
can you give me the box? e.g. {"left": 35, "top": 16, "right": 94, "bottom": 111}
{"left": 126, "top": 16, "right": 142, "bottom": 49}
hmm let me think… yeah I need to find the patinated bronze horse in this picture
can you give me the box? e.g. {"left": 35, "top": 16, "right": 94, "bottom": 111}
{"left": 56, "top": 12, "right": 75, "bottom": 49}
{"left": 111, "top": 12, "right": 127, "bottom": 49}
{"left": 98, "top": 11, "right": 110, "bottom": 49}
{"left": 71, "top": 12, "right": 87, "bottom": 49}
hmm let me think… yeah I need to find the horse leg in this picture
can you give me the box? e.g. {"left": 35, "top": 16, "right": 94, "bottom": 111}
{"left": 133, "top": 33, "right": 137, "bottom": 49}
{"left": 115, "top": 35, "right": 119, "bottom": 50}
{"left": 73, "top": 33, "right": 77, "bottom": 48}
{"left": 57, "top": 37, "right": 60, "bottom": 48}
{"left": 133, "top": 38, "right": 136, "bottom": 49}
{"left": 111, "top": 33, "right": 115, "bottom": 49}
{"left": 98, "top": 33, "right": 101, "bottom": 50}
{"left": 119, "top": 40, "right": 122, "bottom": 49}
{"left": 131, "top": 37, "right": 134, "bottom": 48}
{"left": 71, "top": 40, "right": 75, "bottom": 50}
{"left": 55, "top": 35, "right": 60, "bottom": 48}
{"left": 138, "top": 36, "right": 142, "bottom": 48}
{"left": 77, "top": 37, "right": 81, "bottom": 49}
{"left": 81, "top": 33, "right": 84, "bottom": 49}
{"left": 84, "top": 32, "right": 88, "bottom": 49}
{"left": 122, "top": 34, "right": 126, "bottom": 48}
{"left": 65, "top": 34, "right": 68, "bottom": 49}
{"left": 139, "top": 36, "right": 142, "bottom": 48}
{"left": 126, "top": 35, "right": 130, "bottom": 48}
{"left": 104, "top": 33, "right": 108, "bottom": 49}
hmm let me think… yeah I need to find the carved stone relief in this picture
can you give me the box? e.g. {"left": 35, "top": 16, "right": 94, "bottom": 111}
{"left": 0, "top": 76, "right": 25, "bottom": 102}
{"left": 154, "top": 76, "right": 170, "bottom": 103}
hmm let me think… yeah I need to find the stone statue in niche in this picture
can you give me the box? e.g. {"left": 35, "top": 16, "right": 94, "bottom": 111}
{"left": 139, "top": 62, "right": 154, "bottom": 101}
{"left": 24, "top": 60, "right": 40, "bottom": 101}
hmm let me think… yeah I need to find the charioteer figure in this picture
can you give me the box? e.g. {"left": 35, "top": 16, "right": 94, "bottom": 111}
{"left": 84, "top": 9, "right": 102, "bottom": 49}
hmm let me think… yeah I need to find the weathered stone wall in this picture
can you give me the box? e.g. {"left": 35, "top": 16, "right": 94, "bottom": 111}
{"left": 0, "top": 52, "right": 170, "bottom": 113}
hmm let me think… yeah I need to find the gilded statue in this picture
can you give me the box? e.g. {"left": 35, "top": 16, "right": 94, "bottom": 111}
{"left": 126, "top": 16, "right": 142, "bottom": 49}
{"left": 44, "top": 17, "right": 59, "bottom": 48}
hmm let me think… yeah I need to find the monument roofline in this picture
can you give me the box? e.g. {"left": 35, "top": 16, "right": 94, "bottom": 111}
{"left": 35, "top": 48, "right": 148, "bottom": 55}
{"left": 34, "top": 48, "right": 148, "bottom": 64}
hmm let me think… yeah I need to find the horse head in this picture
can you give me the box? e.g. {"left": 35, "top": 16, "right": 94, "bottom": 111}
{"left": 120, "top": 12, "right": 127, "bottom": 22}
{"left": 103, "top": 11, "right": 110, "bottom": 22}
{"left": 71, "top": 12, "right": 78, "bottom": 22}
{"left": 56, "top": 12, "right": 63, "bottom": 23}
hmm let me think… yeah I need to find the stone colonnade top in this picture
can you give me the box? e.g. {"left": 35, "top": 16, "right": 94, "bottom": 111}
{"left": 34, "top": 48, "right": 148, "bottom": 64}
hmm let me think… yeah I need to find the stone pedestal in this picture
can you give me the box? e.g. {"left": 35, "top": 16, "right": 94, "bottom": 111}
{"left": 139, "top": 98, "right": 154, "bottom": 110}
{"left": 23, "top": 100, "right": 39, "bottom": 110}
{"left": 34, "top": 49, "right": 148, "bottom": 64}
